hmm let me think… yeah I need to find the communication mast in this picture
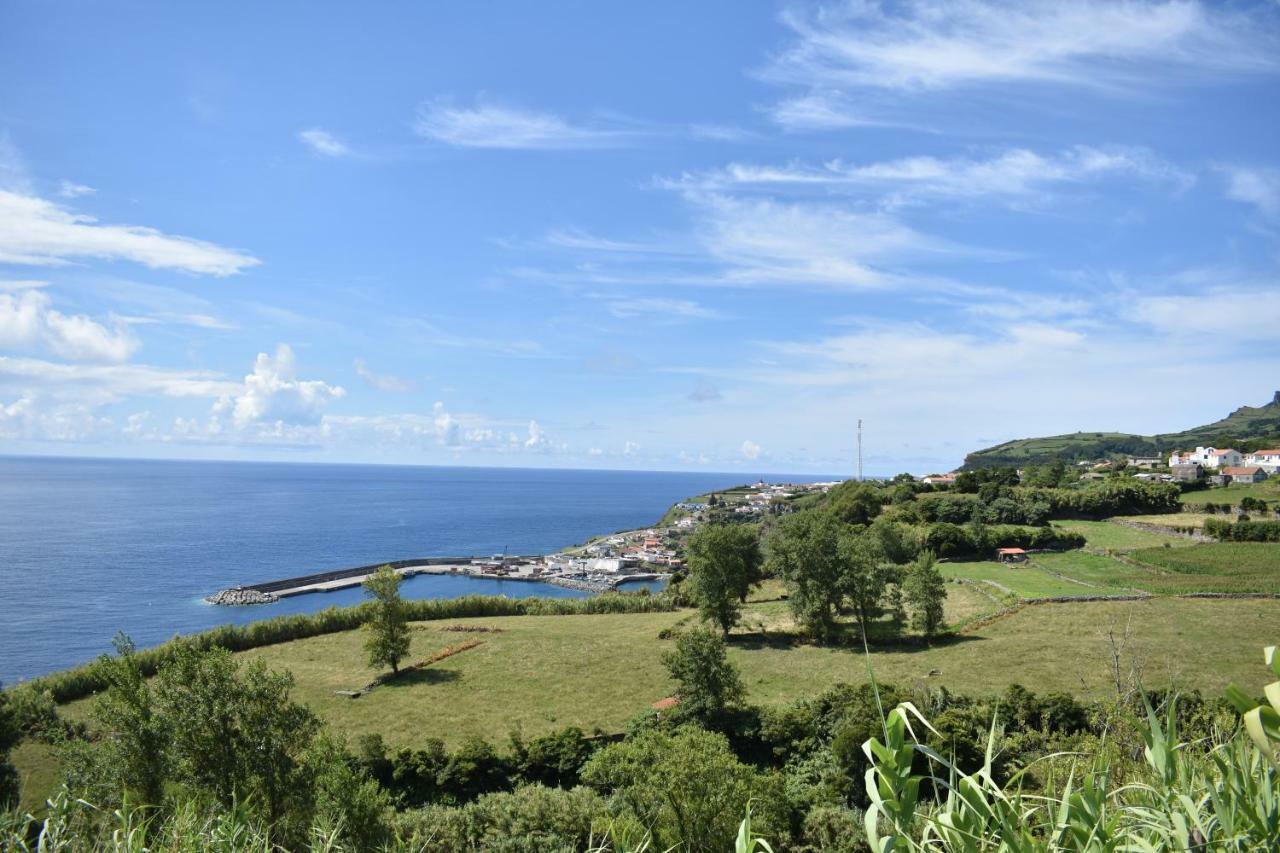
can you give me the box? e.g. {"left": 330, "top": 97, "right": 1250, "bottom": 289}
{"left": 857, "top": 418, "right": 863, "bottom": 482}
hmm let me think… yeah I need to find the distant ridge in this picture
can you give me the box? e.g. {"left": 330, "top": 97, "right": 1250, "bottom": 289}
{"left": 961, "top": 391, "right": 1280, "bottom": 470}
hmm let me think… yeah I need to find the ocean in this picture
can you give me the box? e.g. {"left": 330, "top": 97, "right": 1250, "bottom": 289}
{"left": 0, "top": 456, "right": 832, "bottom": 683}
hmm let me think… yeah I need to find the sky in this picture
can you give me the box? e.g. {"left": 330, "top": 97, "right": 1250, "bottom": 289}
{"left": 1, "top": 1, "right": 1278, "bottom": 476}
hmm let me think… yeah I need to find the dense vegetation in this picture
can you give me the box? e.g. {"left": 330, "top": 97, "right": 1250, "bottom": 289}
{"left": 962, "top": 390, "right": 1280, "bottom": 468}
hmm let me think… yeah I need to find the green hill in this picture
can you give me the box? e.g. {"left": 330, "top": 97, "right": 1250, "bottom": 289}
{"left": 962, "top": 391, "right": 1280, "bottom": 469}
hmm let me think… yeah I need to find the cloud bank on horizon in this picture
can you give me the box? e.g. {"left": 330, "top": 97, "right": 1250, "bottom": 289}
{"left": 0, "top": 0, "right": 1278, "bottom": 474}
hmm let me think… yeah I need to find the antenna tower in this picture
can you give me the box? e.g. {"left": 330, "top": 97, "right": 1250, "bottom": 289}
{"left": 857, "top": 418, "right": 863, "bottom": 481}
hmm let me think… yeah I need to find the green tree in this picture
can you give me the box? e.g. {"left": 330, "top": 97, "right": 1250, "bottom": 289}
{"left": 363, "top": 565, "right": 412, "bottom": 675}
{"left": 661, "top": 629, "right": 745, "bottom": 722}
{"left": 767, "top": 511, "right": 845, "bottom": 641}
{"left": 582, "top": 727, "right": 785, "bottom": 852}
{"left": 826, "top": 482, "right": 884, "bottom": 526}
{"left": 684, "top": 523, "right": 762, "bottom": 634}
{"left": 838, "top": 530, "right": 893, "bottom": 639}
{"left": 903, "top": 551, "right": 947, "bottom": 640}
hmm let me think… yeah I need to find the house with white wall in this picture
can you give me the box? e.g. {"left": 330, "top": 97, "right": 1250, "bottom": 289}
{"left": 1245, "top": 449, "right": 1280, "bottom": 474}
{"left": 1168, "top": 447, "right": 1242, "bottom": 469}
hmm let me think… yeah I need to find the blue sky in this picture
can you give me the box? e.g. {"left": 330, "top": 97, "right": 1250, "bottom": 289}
{"left": 1, "top": 1, "right": 1278, "bottom": 475}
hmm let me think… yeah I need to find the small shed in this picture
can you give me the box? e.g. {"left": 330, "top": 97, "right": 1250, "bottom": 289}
{"left": 995, "top": 547, "right": 1028, "bottom": 564}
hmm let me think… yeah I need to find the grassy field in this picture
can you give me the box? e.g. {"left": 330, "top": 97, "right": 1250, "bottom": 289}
{"left": 1052, "top": 520, "right": 1192, "bottom": 552}
{"left": 1126, "top": 543, "right": 1280, "bottom": 593}
{"left": 15, "top": 594, "right": 1278, "bottom": 811}
{"left": 1179, "top": 480, "right": 1280, "bottom": 506}
{"left": 1123, "top": 512, "right": 1217, "bottom": 529}
{"left": 940, "top": 560, "right": 1107, "bottom": 599}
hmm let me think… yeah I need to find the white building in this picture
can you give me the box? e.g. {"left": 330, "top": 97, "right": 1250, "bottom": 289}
{"left": 1169, "top": 447, "right": 1242, "bottom": 469}
{"left": 1245, "top": 449, "right": 1280, "bottom": 474}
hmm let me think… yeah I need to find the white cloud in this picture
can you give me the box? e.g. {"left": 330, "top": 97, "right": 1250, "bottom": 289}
{"left": 623, "top": 440, "right": 640, "bottom": 456}
{"left": 222, "top": 344, "right": 345, "bottom": 427}
{"left": 667, "top": 146, "right": 1194, "bottom": 200}
{"left": 604, "top": 297, "right": 725, "bottom": 320}
{"left": 354, "top": 358, "right": 417, "bottom": 392}
{"left": 525, "top": 419, "right": 548, "bottom": 448}
{"left": 0, "top": 394, "right": 112, "bottom": 442}
{"left": 57, "top": 180, "right": 96, "bottom": 199}
{"left": 298, "top": 128, "right": 351, "bottom": 158}
{"left": 0, "top": 190, "right": 259, "bottom": 275}
{"left": 1132, "top": 285, "right": 1280, "bottom": 339}
{"left": 0, "top": 288, "right": 138, "bottom": 362}
{"left": 692, "top": 192, "right": 944, "bottom": 288}
{"left": 0, "top": 356, "right": 238, "bottom": 402}
{"left": 766, "top": 0, "right": 1279, "bottom": 102}
{"left": 0, "top": 133, "right": 31, "bottom": 193}
{"left": 740, "top": 439, "right": 763, "bottom": 460}
{"left": 1218, "top": 165, "right": 1280, "bottom": 217}
{"left": 415, "top": 98, "right": 635, "bottom": 149}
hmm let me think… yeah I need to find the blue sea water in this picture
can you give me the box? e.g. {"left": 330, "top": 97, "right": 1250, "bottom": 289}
{"left": 0, "top": 456, "right": 832, "bottom": 683}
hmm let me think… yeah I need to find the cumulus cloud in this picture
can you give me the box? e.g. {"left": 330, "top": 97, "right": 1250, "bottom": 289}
{"left": 740, "top": 439, "right": 763, "bottom": 460}
{"left": 524, "top": 419, "right": 548, "bottom": 448}
{"left": 221, "top": 344, "right": 345, "bottom": 428}
{"left": 298, "top": 128, "right": 351, "bottom": 157}
{"left": 0, "top": 190, "right": 259, "bottom": 275}
{"left": 415, "top": 98, "right": 637, "bottom": 149}
{"left": 0, "top": 288, "right": 138, "bottom": 362}
{"left": 0, "top": 393, "right": 112, "bottom": 442}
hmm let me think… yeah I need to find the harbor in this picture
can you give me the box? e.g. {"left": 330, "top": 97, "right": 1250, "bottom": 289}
{"left": 206, "top": 555, "right": 669, "bottom": 604}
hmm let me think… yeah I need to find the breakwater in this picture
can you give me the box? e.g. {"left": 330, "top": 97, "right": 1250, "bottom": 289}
{"left": 206, "top": 556, "right": 539, "bottom": 604}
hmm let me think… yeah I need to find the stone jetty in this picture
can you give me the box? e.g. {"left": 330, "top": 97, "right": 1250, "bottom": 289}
{"left": 204, "top": 587, "right": 279, "bottom": 605}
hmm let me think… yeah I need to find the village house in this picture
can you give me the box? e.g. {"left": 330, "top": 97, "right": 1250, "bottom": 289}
{"left": 1168, "top": 447, "right": 1243, "bottom": 469}
{"left": 1127, "top": 456, "right": 1163, "bottom": 469}
{"left": 1244, "top": 449, "right": 1280, "bottom": 474}
{"left": 920, "top": 474, "right": 956, "bottom": 486}
{"left": 1220, "top": 466, "right": 1268, "bottom": 485}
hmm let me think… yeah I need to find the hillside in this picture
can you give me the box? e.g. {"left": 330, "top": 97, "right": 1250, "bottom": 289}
{"left": 962, "top": 391, "right": 1280, "bottom": 469}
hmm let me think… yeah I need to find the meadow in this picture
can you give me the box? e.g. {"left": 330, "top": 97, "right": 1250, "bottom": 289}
{"left": 1050, "top": 519, "right": 1192, "bottom": 551}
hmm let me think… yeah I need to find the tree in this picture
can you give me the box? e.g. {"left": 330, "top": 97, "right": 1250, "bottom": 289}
{"left": 662, "top": 629, "right": 745, "bottom": 722}
{"left": 837, "top": 530, "right": 893, "bottom": 640}
{"left": 767, "top": 511, "right": 845, "bottom": 641}
{"left": 684, "top": 523, "right": 762, "bottom": 634}
{"left": 363, "top": 565, "right": 412, "bottom": 675}
{"left": 903, "top": 551, "right": 947, "bottom": 640}
{"left": 826, "top": 482, "right": 883, "bottom": 526}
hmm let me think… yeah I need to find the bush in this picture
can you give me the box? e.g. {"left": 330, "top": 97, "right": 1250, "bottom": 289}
{"left": 395, "top": 785, "right": 612, "bottom": 852}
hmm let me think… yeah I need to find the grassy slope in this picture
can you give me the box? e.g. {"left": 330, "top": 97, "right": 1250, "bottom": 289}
{"left": 940, "top": 560, "right": 1101, "bottom": 599}
{"left": 1051, "top": 520, "right": 1191, "bottom": 552}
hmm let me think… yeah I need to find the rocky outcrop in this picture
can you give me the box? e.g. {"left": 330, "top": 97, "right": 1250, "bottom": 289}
{"left": 205, "top": 587, "right": 278, "bottom": 605}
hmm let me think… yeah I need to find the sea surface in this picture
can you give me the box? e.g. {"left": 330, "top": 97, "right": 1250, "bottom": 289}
{"left": 0, "top": 456, "right": 832, "bottom": 683}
